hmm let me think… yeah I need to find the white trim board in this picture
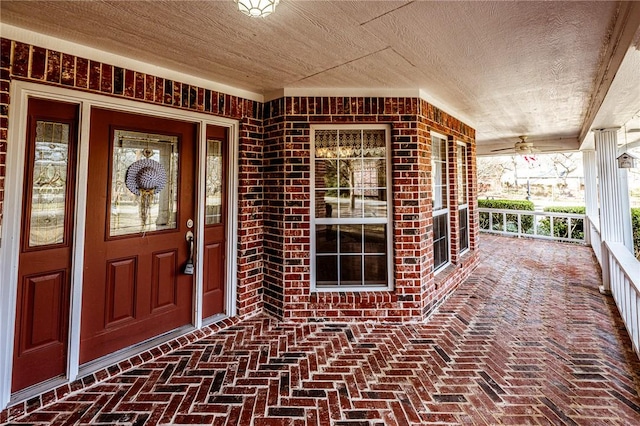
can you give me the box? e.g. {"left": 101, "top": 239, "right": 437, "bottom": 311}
{"left": 0, "top": 80, "right": 240, "bottom": 409}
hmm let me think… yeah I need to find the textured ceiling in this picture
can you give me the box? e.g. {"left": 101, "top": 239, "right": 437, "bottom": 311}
{"left": 1, "top": 1, "right": 640, "bottom": 154}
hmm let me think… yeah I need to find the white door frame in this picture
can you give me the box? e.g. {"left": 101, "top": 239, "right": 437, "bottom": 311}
{"left": 0, "top": 80, "right": 239, "bottom": 409}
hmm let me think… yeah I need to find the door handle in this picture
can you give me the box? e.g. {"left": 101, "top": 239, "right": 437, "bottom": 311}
{"left": 183, "top": 230, "right": 195, "bottom": 275}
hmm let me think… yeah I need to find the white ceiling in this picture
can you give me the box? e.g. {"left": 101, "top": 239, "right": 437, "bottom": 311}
{"left": 1, "top": 1, "right": 640, "bottom": 155}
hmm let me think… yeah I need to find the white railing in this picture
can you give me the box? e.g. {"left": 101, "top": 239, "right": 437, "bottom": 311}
{"left": 586, "top": 215, "right": 602, "bottom": 265}
{"left": 478, "top": 208, "right": 585, "bottom": 243}
{"left": 605, "top": 241, "right": 640, "bottom": 358}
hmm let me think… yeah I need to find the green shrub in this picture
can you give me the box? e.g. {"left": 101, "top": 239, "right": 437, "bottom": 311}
{"left": 633, "top": 208, "right": 640, "bottom": 260}
{"left": 477, "top": 199, "right": 535, "bottom": 210}
{"left": 539, "top": 206, "right": 585, "bottom": 240}
{"left": 478, "top": 199, "right": 535, "bottom": 233}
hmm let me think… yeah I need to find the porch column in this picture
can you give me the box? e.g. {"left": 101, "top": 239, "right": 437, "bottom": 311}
{"left": 594, "top": 129, "right": 632, "bottom": 292}
{"left": 582, "top": 149, "right": 598, "bottom": 245}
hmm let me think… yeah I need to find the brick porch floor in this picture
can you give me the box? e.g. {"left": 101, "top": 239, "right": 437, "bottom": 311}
{"left": 3, "top": 235, "right": 640, "bottom": 425}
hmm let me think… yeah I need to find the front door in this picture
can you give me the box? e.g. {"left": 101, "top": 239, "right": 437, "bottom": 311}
{"left": 80, "top": 108, "right": 196, "bottom": 363}
{"left": 12, "top": 98, "right": 79, "bottom": 391}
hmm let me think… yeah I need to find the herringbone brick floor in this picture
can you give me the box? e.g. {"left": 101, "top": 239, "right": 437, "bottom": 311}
{"left": 4, "top": 235, "right": 640, "bottom": 425}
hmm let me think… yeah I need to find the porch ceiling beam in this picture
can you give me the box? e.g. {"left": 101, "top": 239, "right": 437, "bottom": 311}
{"left": 579, "top": 1, "right": 640, "bottom": 144}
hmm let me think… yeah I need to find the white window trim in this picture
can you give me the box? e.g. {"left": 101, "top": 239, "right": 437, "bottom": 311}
{"left": 310, "top": 124, "right": 393, "bottom": 292}
{"left": 0, "top": 81, "right": 240, "bottom": 409}
{"left": 457, "top": 142, "right": 470, "bottom": 256}
{"left": 431, "top": 132, "right": 450, "bottom": 274}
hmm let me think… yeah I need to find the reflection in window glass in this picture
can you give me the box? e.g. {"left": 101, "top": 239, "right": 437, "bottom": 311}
{"left": 29, "top": 121, "right": 70, "bottom": 247}
{"left": 432, "top": 135, "right": 447, "bottom": 210}
{"left": 313, "top": 127, "right": 390, "bottom": 289}
{"left": 458, "top": 144, "right": 470, "bottom": 253}
{"left": 205, "top": 138, "right": 224, "bottom": 225}
{"left": 110, "top": 130, "right": 178, "bottom": 236}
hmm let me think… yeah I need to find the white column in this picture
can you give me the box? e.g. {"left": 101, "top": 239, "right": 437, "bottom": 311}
{"left": 618, "top": 169, "right": 634, "bottom": 252}
{"left": 594, "top": 129, "right": 633, "bottom": 292}
{"left": 582, "top": 150, "right": 598, "bottom": 245}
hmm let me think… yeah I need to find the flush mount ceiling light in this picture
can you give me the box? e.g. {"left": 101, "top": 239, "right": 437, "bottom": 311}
{"left": 235, "top": 0, "right": 279, "bottom": 18}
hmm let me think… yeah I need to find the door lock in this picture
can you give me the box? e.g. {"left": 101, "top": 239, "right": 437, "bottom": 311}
{"left": 183, "top": 230, "right": 195, "bottom": 275}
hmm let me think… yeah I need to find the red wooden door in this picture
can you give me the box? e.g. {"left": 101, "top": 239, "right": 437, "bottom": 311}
{"left": 80, "top": 108, "right": 196, "bottom": 363}
{"left": 12, "top": 98, "right": 79, "bottom": 391}
{"left": 202, "top": 125, "right": 227, "bottom": 318}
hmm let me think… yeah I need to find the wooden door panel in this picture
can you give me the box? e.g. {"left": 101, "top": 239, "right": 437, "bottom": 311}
{"left": 13, "top": 98, "right": 78, "bottom": 392}
{"left": 80, "top": 108, "right": 195, "bottom": 364}
{"left": 151, "top": 250, "right": 178, "bottom": 311}
{"left": 18, "top": 271, "right": 66, "bottom": 353}
{"left": 204, "top": 242, "right": 223, "bottom": 294}
{"left": 105, "top": 257, "right": 137, "bottom": 326}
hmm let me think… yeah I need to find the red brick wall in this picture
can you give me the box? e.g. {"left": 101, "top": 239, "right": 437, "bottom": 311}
{"left": 262, "top": 97, "right": 479, "bottom": 322}
{"left": 0, "top": 38, "right": 479, "bottom": 324}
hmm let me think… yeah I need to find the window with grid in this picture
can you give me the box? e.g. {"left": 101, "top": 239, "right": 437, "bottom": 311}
{"left": 457, "top": 143, "right": 469, "bottom": 253}
{"left": 432, "top": 134, "right": 449, "bottom": 271}
{"left": 312, "top": 126, "right": 392, "bottom": 290}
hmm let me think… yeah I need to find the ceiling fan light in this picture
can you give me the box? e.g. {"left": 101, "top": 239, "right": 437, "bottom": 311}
{"left": 235, "top": 0, "right": 279, "bottom": 18}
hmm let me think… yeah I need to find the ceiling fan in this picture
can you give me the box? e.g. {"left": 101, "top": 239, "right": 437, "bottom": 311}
{"left": 490, "top": 136, "right": 552, "bottom": 155}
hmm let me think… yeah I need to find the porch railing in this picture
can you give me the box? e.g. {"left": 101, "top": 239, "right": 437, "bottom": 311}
{"left": 478, "top": 208, "right": 585, "bottom": 243}
{"left": 605, "top": 241, "right": 640, "bottom": 358}
{"left": 586, "top": 215, "right": 602, "bottom": 265}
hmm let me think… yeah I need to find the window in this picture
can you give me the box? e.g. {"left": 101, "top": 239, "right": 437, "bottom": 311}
{"left": 457, "top": 143, "right": 469, "bottom": 253}
{"left": 109, "top": 130, "right": 178, "bottom": 237}
{"left": 312, "top": 126, "right": 392, "bottom": 290}
{"left": 432, "top": 133, "right": 449, "bottom": 271}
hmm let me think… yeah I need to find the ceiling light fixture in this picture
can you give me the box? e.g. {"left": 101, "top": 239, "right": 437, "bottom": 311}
{"left": 235, "top": 0, "right": 279, "bottom": 18}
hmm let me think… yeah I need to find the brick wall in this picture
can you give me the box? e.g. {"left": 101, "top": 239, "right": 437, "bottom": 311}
{"left": 0, "top": 37, "right": 479, "bottom": 325}
{"left": 262, "top": 97, "right": 479, "bottom": 322}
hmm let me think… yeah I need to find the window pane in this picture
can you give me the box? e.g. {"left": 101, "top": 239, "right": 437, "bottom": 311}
{"left": 432, "top": 135, "right": 447, "bottom": 210}
{"left": 364, "top": 224, "right": 386, "bottom": 253}
{"left": 457, "top": 145, "right": 468, "bottom": 205}
{"left": 315, "top": 130, "right": 338, "bottom": 158}
{"left": 363, "top": 130, "right": 385, "bottom": 158}
{"left": 340, "top": 255, "right": 362, "bottom": 284}
{"left": 338, "top": 130, "right": 362, "bottom": 158}
{"left": 363, "top": 193, "right": 387, "bottom": 218}
{"left": 316, "top": 225, "right": 337, "bottom": 253}
{"left": 433, "top": 213, "right": 449, "bottom": 270}
{"left": 205, "top": 138, "right": 223, "bottom": 225}
{"left": 315, "top": 159, "right": 336, "bottom": 190}
{"left": 339, "top": 225, "right": 362, "bottom": 253}
{"left": 337, "top": 196, "right": 362, "bottom": 218}
{"left": 29, "top": 121, "right": 70, "bottom": 247}
{"left": 459, "top": 207, "right": 469, "bottom": 252}
{"left": 317, "top": 256, "right": 338, "bottom": 283}
{"left": 337, "top": 160, "right": 352, "bottom": 189}
{"left": 364, "top": 256, "right": 387, "bottom": 284}
{"left": 110, "top": 130, "right": 178, "bottom": 236}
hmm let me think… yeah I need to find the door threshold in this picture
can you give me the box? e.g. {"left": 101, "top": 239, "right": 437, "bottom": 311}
{"left": 78, "top": 324, "right": 196, "bottom": 378}
{"left": 9, "top": 376, "right": 67, "bottom": 408}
